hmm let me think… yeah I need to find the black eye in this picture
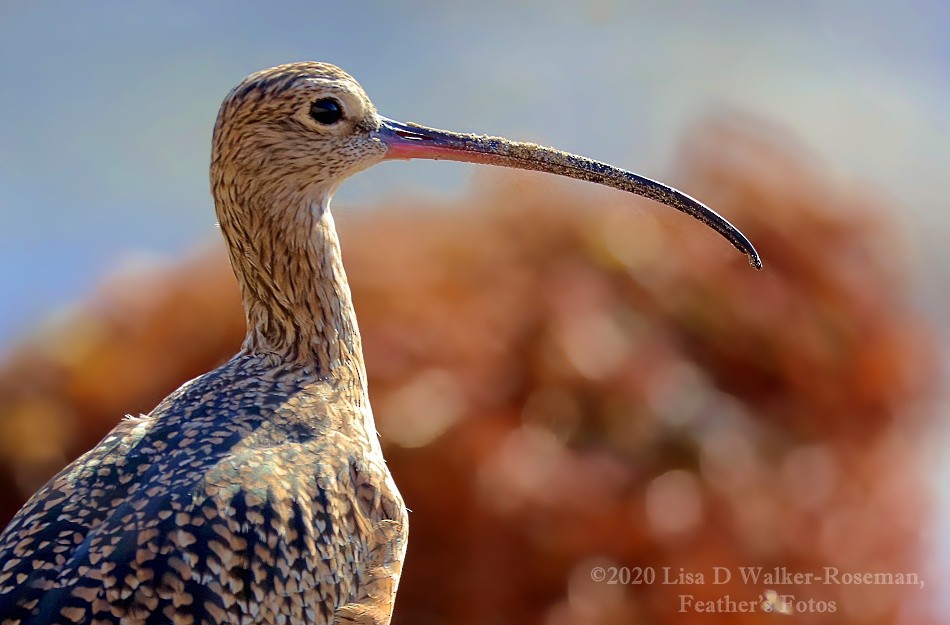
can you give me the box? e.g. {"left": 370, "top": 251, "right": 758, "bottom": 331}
{"left": 310, "top": 98, "right": 344, "bottom": 125}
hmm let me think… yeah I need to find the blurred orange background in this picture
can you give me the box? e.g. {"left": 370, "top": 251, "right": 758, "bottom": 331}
{"left": 1, "top": 3, "right": 947, "bottom": 623}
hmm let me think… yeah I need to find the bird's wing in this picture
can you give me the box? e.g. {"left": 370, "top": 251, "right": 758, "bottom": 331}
{"left": 0, "top": 412, "right": 406, "bottom": 625}
{"left": 0, "top": 415, "right": 147, "bottom": 623}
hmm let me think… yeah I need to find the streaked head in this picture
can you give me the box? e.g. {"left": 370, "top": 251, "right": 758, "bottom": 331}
{"left": 211, "top": 62, "right": 761, "bottom": 269}
{"left": 211, "top": 62, "right": 386, "bottom": 205}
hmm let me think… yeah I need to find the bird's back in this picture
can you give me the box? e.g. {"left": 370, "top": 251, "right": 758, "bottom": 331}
{"left": 0, "top": 354, "right": 407, "bottom": 625}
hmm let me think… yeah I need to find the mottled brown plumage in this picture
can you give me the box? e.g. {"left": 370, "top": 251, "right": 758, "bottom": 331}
{"left": 0, "top": 62, "right": 760, "bottom": 625}
{"left": 0, "top": 63, "right": 406, "bottom": 625}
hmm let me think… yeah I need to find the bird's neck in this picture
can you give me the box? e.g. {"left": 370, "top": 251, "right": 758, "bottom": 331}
{"left": 218, "top": 192, "right": 367, "bottom": 391}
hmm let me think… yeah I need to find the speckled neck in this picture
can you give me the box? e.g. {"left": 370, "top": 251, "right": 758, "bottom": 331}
{"left": 216, "top": 191, "right": 366, "bottom": 388}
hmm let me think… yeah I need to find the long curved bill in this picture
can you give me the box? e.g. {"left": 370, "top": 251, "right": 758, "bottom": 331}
{"left": 372, "top": 116, "right": 762, "bottom": 270}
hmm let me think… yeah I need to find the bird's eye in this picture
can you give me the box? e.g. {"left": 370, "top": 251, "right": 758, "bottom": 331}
{"left": 310, "top": 98, "right": 344, "bottom": 125}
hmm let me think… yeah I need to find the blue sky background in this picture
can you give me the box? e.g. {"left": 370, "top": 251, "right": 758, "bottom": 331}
{"left": 1, "top": 0, "right": 949, "bottom": 598}
{"left": 1, "top": 1, "right": 947, "bottom": 344}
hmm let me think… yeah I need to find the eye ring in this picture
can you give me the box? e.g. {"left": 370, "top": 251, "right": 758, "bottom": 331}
{"left": 310, "top": 98, "right": 344, "bottom": 125}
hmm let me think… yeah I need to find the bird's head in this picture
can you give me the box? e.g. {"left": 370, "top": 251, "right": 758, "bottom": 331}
{"left": 212, "top": 62, "right": 761, "bottom": 269}
{"left": 211, "top": 62, "right": 386, "bottom": 210}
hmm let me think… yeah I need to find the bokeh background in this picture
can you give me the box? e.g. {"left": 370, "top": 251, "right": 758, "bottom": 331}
{"left": 0, "top": 1, "right": 948, "bottom": 622}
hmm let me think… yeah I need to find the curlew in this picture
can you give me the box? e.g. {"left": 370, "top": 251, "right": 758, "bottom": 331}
{"left": 0, "top": 62, "right": 760, "bottom": 625}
